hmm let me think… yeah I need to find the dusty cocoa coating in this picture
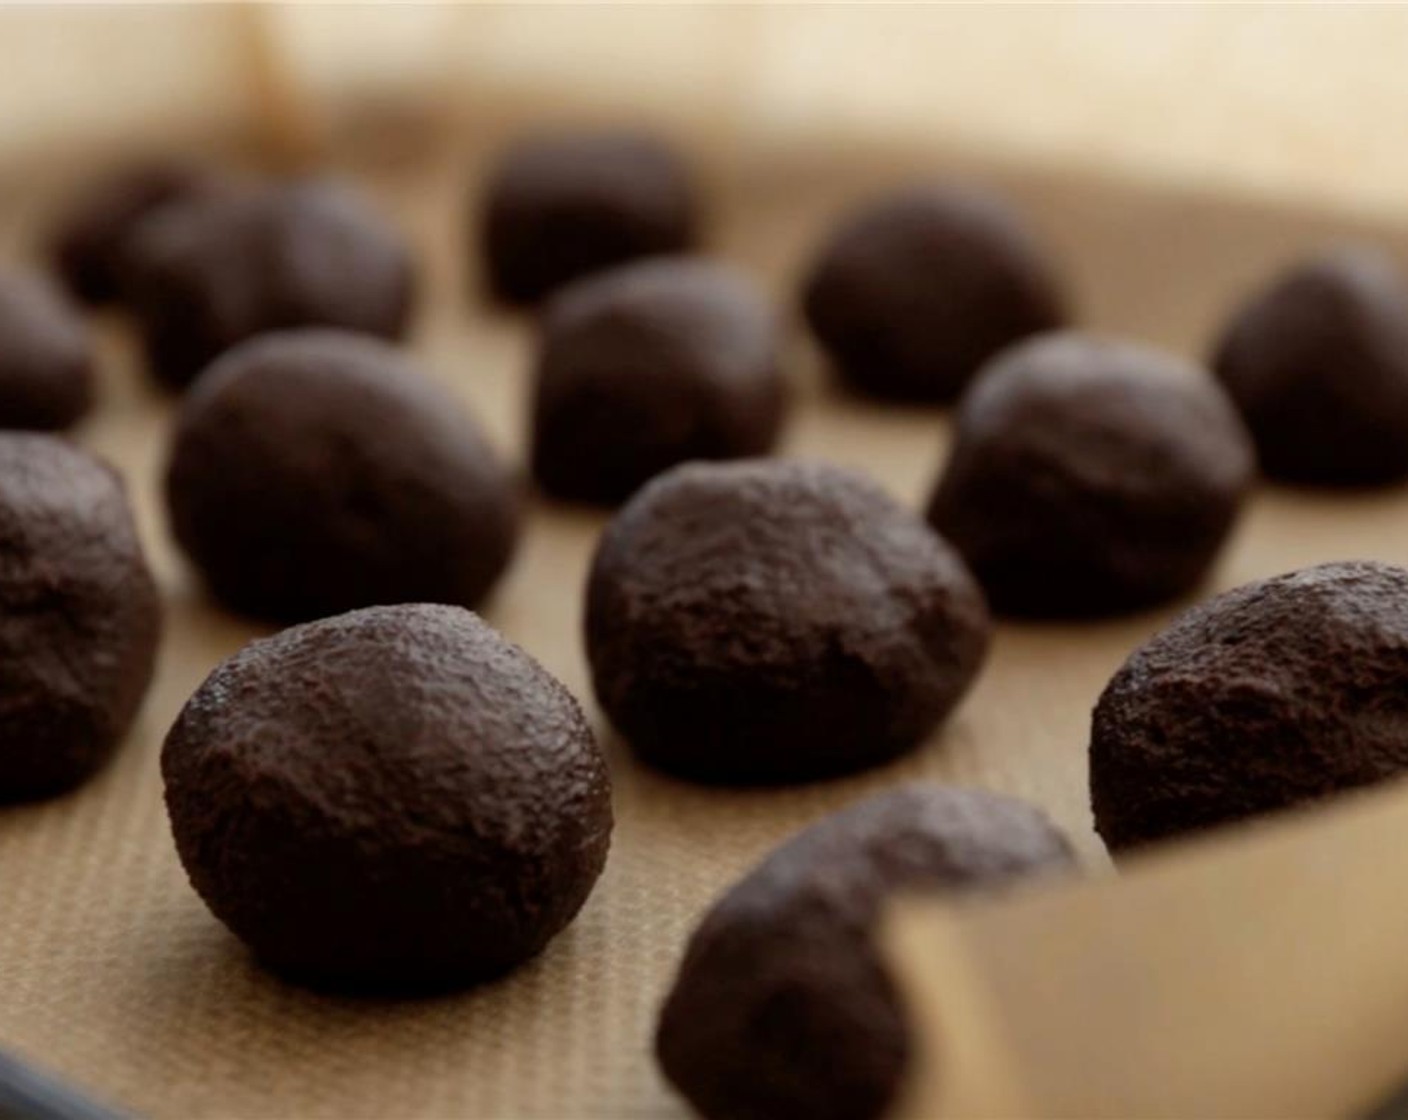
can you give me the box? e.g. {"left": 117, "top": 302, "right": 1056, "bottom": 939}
{"left": 1091, "top": 560, "right": 1408, "bottom": 851}
{"left": 586, "top": 460, "right": 990, "bottom": 784}
{"left": 162, "top": 603, "right": 613, "bottom": 990}
{"left": 801, "top": 184, "right": 1066, "bottom": 402}
{"left": 0, "top": 434, "right": 160, "bottom": 802}
{"left": 51, "top": 162, "right": 225, "bottom": 305}
{"left": 124, "top": 178, "right": 414, "bottom": 389}
{"left": 927, "top": 332, "right": 1254, "bottom": 617}
{"left": 532, "top": 258, "right": 786, "bottom": 505}
{"left": 481, "top": 132, "right": 697, "bottom": 304}
{"left": 657, "top": 784, "right": 1075, "bottom": 1120}
{"left": 0, "top": 267, "right": 94, "bottom": 430}
{"left": 1212, "top": 246, "right": 1408, "bottom": 485}
{"left": 165, "top": 329, "right": 520, "bottom": 623}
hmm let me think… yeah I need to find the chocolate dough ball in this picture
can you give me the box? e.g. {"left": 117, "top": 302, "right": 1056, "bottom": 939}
{"left": 532, "top": 258, "right": 786, "bottom": 505}
{"left": 586, "top": 460, "right": 990, "bottom": 784}
{"left": 927, "top": 332, "right": 1254, "bottom": 617}
{"left": 0, "top": 268, "right": 94, "bottom": 429}
{"left": 801, "top": 184, "right": 1066, "bottom": 402}
{"left": 0, "top": 434, "right": 160, "bottom": 801}
{"left": 124, "top": 179, "right": 414, "bottom": 389}
{"left": 51, "top": 162, "right": 224, "bottom": 305}
{"left": 1212, "top": 247, "right": 1408, "bottom": 485}
{"left": 1091, "top": 560, "right": 1408, "bottom": 851}
{"left": 657, "top": 784, "right": 1075, "bottom": 1120}
{"left": 163, "top": 603, "right": 612, "bottom": 990}
{"left": 481, "top": 133, "right": 697, "bottom": 304}
{"left": 165, "top": 329, "right": 519, "bottom": 623}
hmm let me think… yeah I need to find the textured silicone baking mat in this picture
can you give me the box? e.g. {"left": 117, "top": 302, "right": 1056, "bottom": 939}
{"left": 3, "top": 131, "right": 1408, "bottom": 1119}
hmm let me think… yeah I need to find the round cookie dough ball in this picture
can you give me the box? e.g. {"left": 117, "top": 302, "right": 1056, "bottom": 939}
{"left": 51, "top": 162, "right": 225, "bottom": 305}
{"left": 0, "top": 434, "right": 160, "bottom": 801}
{"left": 0, "top": 267, "right": 94, "bottom": 429}
{"left": 481, "top": 132, "right": 697, "bottom": 305}
{"left": 124, "top": 179, "right": 414, "bottom": 389}
{"left": 532, "top": 258, "right": 786, "bottom": 506}
{"left": 927, "top": 332, "right": 1254, "bottom": 617}
{"left": 801, "top": 184, "right": 1066, "bottom": 402}
{"left": 657, "top": 784, "right": 1075, "bottom": 1120}
{"left": 165, "top": 329, "right": 519, "bottom": 623}
{"left": 586, "top": 460, "right": 990, "bottom": 784}
{"left": 163, "top": 603, "right": 613, "bottom": 990}
{"left": 1091, "top": 560, "right": 1408, "bottom": 852}
{"left": 1212, "top": 247, "right": 1408, "bottom": 486}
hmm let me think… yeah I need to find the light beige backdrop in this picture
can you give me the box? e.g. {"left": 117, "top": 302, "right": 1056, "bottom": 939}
{"left": 5, "top": 5, "right": 1408, "bottom": 217}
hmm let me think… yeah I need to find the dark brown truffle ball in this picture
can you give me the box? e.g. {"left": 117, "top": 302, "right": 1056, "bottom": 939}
{"left": 801, "top": 184, "right": 1065, "bottom": 402}
{"left": 481, "top": 133, "right": 697, "bottom": 305}
{"left": 0, "top": 434, "right": 160, "bottom": 801}
{"left": 124, "top": 179, "right": 414, "bottom": 389}
{"left": 586, "top": 460, "right": 990, "bottom": 784}
{"left": 1212, "top": 247, "right": 1408, "bottom": 486}
{"left": 657, "top": 784, "right": 1075, "bottom": 1120}
{"left": 532, "top": 258, "right": 786, "bottom": 506}
{"left": 1091, "top": 560, "right": 1408, "bottom": 851}
{"left": 162, "top": 603, "right": 612, "bottom": 990}
{"left": 927, "top": 332, "right": 1254, "bottom": 617}
{"left": 0, "top": 267, "right": 94, "bottom": 430}
{"left": 165, "top": 329, "right": 519, "bottom": 623}
{"left": 50, "top": 162, "right": 224, "bottom": 305}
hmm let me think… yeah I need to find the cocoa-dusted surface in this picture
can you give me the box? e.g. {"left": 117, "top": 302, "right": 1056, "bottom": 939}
{"left": 1212, "top": 246, "right": 1408, "bottom": 486}
{"left": 50, "top": 162, "right": 224, "bottom": 306}
{"left": 0, "top": 434, "right": 160, "bottom": 802}
{"left": 928, "top": 331, "right": 1254, "bottom": 617}
{"left": 123, "top": 179, "right": 414, "bottom": 389}
{"left": 801, "top": 184, "right": 1065, "bottom": 402}
{"left": 1091, "top": 560, "right": 1408, "bottom": 851}
{"left": 532, "top": 257, "right": 786, "bottom": 506}
{"left": 481, "top": 132, "right": 697, "bottom": 305}
{"left": 165, "top": 329, "right": 519, "bottom": 624}
{"left": 656, "top": 784, "right": 1075, "bottom": 1120}
{"left": 162, "top": 603, "right": 613, "bottom": 991}
{"left": 0, "top": 266, "right": 94, "bottom": 430}
{"left": 586, "top": 459, "right": 990, "bottom": 784}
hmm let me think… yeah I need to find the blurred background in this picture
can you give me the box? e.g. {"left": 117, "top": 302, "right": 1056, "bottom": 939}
{"left": 3, "top": 4, "right": 1408, "bottom": 220}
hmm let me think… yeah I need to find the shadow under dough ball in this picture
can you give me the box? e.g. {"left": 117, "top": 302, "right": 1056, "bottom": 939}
{"left": 801, "top": 183, "right": 1065, "bottom": 402}
{"left": 162, "top": 603, "right": 613, "bottom": 991}
{"left": 532, "top": 257, "right": 786, "bottom": 506}
{"left": 586, "top": 459, "right": 990, "bottom": 784}
{"left": 123, "top": 178, "right": 414, "bottom": 389}
{"left": 0, "top": 434, "right": 160, "bottom": 802}
{"left": 657, "top": 784, "right": 1075, "bottom": 1120}
{"left": 927, "top": 332, "right": 1254, "bottom": 617}
{"left": 1091, "top": 560, "right": 1408, "bottom": 852}
{"left": 51, "top": 161, "right": 225, "bottom": 305}
{"left": 0, "top": 267, "right": 94, "bottom": 429}
{"left": 165, "top": 329, "right": 519, "bottom": 624}
{"left": 481, "top": 132, "right": 697, "bottom": 304}
{"left": 1212, "top": 246, "right": 1408, "bottom": 486}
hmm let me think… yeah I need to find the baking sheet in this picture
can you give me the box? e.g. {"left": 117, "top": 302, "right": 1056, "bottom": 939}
{"left": 3, "top": 128, "right": 1408, "bottom": 1118}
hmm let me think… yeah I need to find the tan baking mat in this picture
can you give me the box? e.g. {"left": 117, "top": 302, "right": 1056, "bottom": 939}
{"left": 889, "top": 771, "right": 1408, "bottom": 1119}
{"left": 3, "top": 128, "right": 1408, "bottom": 1119}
